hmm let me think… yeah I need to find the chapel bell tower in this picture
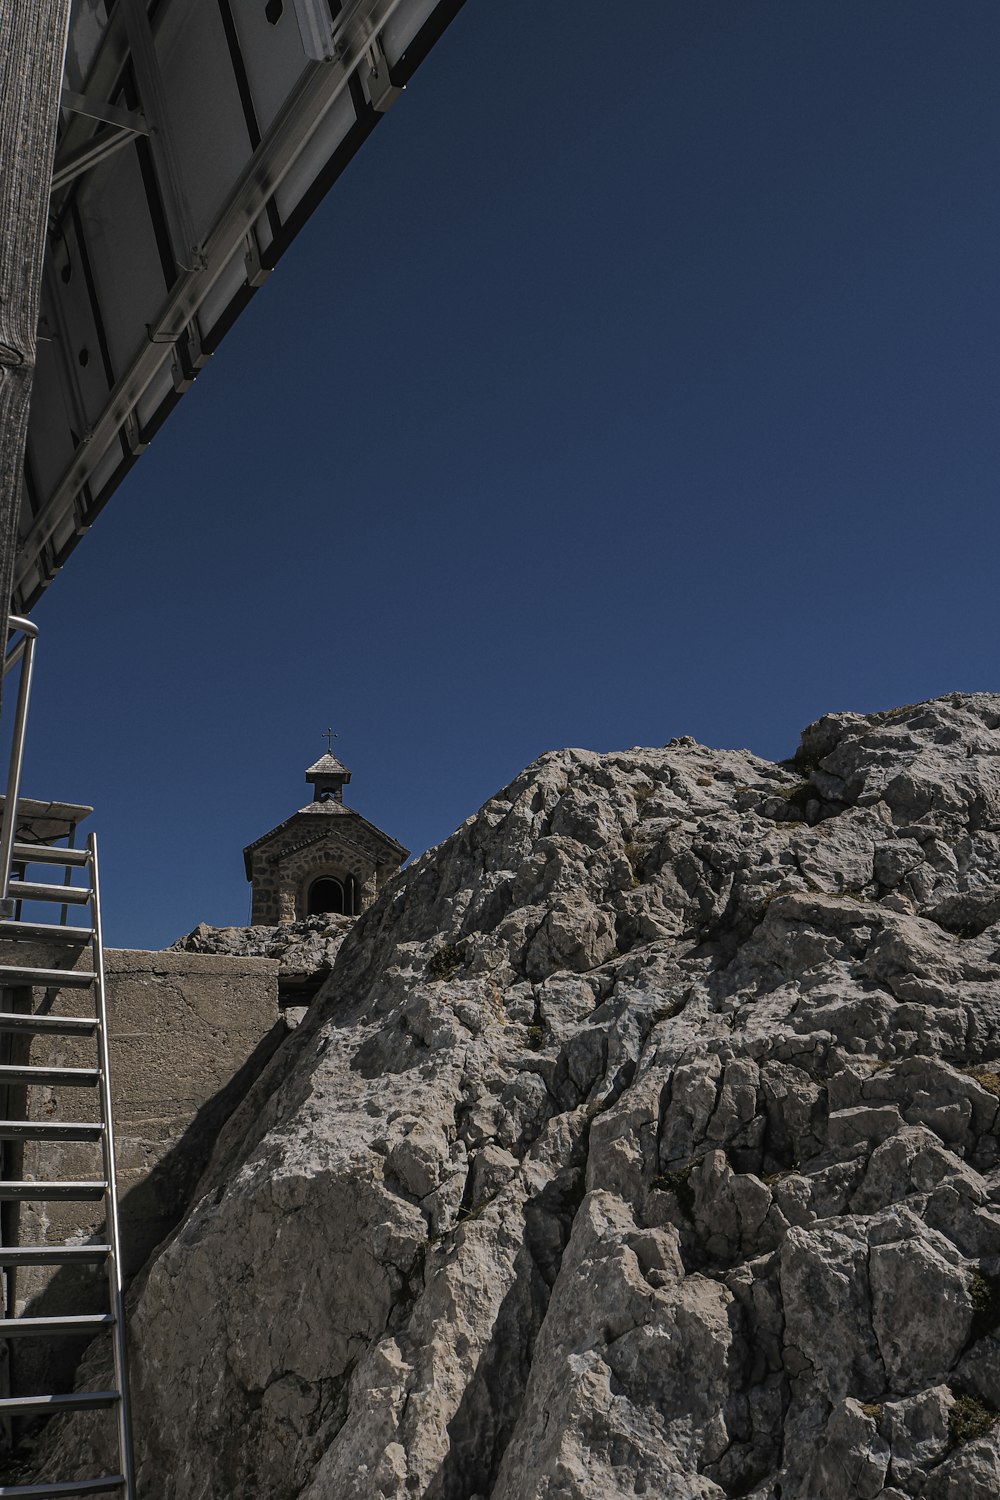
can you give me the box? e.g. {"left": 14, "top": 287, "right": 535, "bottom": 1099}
{"left": 306, "top": 754, "right": 350, "bottom": 803}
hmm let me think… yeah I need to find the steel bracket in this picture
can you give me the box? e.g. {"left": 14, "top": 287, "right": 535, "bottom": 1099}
{"left": 364, "top": 36, "right": 403, "bottom": 112}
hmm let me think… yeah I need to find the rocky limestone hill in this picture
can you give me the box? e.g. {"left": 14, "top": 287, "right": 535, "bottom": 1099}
{"left": 28, "top": 693, "right": 1000, "bottom": 1498}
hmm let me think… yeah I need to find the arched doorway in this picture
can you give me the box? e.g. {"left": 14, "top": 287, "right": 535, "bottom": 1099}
{"left": 307, "top": 876, "right": 346, "bottom": 915}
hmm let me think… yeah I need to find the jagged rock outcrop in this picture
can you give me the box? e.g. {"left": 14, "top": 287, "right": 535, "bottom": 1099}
{"left": 171, "top": 913, "right": 353, "bottom": 982}
{"left": 29, "top": 693, "right": 1000, "bottom": 1497}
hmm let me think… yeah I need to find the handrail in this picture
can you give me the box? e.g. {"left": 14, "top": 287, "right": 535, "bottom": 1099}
{"left": 3, "top": 615, "right": 37, "bottom": 682}
{"left": 0, "top": 616, "right": 38, "bottom": 915}
{"left": 6, "top": 615, "right": 38, "bottom": 639}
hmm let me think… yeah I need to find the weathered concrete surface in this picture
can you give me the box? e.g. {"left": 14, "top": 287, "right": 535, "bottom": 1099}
{"left": 105, "top": 947, "right": 282, "bottom": 1272}
{"left": 25, "top": 693, "right": 1000, "bottom": 1498}
{"left": 7, "top": 948, "right": 281, "bottom": 1397}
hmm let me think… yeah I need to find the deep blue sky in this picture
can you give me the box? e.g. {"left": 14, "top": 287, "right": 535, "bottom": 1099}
{"left": 15, "top": 0, "right": 1000, "bottom": 947}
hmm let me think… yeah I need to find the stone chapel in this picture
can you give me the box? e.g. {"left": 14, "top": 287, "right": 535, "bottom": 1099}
{"left": 243, "top": 754, "right": 408, "bottom": 924}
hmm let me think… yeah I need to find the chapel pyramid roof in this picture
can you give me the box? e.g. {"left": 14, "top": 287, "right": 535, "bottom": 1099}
{"left": 305, "top": 753, "right": 352, "bottom": 779}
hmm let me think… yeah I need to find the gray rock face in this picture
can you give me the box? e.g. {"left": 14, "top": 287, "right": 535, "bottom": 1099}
{"left": 30, "top": 694, "right": 1000, "bottom": 1497}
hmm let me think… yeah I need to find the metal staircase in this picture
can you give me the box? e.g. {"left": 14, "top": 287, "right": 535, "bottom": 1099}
{"left": 0, "top": 618, "right": 135, "bottom": 1498}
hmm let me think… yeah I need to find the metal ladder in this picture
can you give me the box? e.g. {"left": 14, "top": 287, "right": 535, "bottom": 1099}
{"left": 0, "top": 619, "right": 135, "bottom": 1497}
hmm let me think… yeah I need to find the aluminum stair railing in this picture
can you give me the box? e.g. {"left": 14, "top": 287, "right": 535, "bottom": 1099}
{"left": 0, "top": 618, "right": 135, "bottom": 1499}
{"left": 0, "top": 619, "right": 38, "bottom": 921}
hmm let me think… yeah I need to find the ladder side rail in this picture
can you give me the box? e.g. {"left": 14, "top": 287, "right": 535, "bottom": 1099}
{"left": 0, "top": 619, "right": 38, "bottom": 914}
{"left": 87, "top": 833, "right": 135, "bottom": 1500}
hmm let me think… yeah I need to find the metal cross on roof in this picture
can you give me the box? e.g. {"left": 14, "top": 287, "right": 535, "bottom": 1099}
{"left": 323, "top": 727, "right": 338, "bottom": 753}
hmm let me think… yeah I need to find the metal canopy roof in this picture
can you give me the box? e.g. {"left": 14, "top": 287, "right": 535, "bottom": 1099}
{"left": 15, "top": 0, "right": 465, "bottom": 614}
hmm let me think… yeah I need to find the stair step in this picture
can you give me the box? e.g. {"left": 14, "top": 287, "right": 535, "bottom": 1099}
{"left": 0, "top": 1479, "right": 125, "bottom": 1498}
{"left": 0, "top": 1121, "right": 102, "bottom": 1142}
{"left": 0, "top": 1391, "right": 118, "bottom": 1417}
{"left": 0, "top": 921, "right": 92, "bottom": 944}
{"left": 0, "top": 1181, "right": 107, "bottom": 1201}
{"left": 0, "top": 1013, "right": 97, "bottom": 1036}
{"left": 0, "top": 1314, "right": 114, "bottom": 1337}
{"left": 7, "top": 882, "right": 91, "bottom": 906}
{"left": 0, "top": 1244, "right": 110, "bottom": 1267}
{"left": 10, "top": 844, "right": 90, "bottom": 868}
{"left": 0, "top": 964, "right": 94, "bottom": 988}
{"left": 0, "top": 1065, "right": 99, "bottom": 1087}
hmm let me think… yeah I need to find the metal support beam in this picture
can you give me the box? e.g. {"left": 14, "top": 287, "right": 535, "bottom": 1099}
{"left": 51, "top": 123, "right": 144, "bottom": 193}
{"left": 120, "top": 0, "right": 199, "bottom": 273}
{"left": 59, "top": 87, "right": 146, "bottom": 136}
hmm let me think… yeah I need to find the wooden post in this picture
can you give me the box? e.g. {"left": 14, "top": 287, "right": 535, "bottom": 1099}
{"left": 0, "top": 0, "right": 71, "bottom": 649}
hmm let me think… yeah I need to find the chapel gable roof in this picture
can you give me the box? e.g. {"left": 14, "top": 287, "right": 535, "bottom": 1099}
{"left": 243, "top": 805, "right": 407, "bottom": 879}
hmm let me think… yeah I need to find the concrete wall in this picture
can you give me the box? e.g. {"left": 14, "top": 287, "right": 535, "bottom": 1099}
{"left": 2, "top": 946, "right": 282, "bottom": 1396}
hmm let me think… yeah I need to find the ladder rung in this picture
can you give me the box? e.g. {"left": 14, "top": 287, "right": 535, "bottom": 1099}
{"left": 0, "top": 1013, "right": 97, "bottom": 1036}
{"left": 0, "top": 920, "right": 92, "bottom": 943}
{"left": 0, "top": 1181, "right": 107, "bottom": 1201}
{"left": 0, "top": 1314, "right": 114, "bottom": 1337}
{"left": 0, "top": 1121, "right": 102, "bottom": 1141}
{"left": 0, "top": 964, "right": 94, "bottom": 988}
{"left": 0, "top": 1065, "right": 99, "bottom": 1087}
{"left": 7, "top": 882, "right": 91, "bottom": 906}
{"left": 0, "top": 1244, "right": 110, "bottom": 1267}
{"left": 10, "top": 844, "right": 90, "bottom": 868}
{"left": 0, "top": 1391, "right": 118, "bottom": 1416}
{"left": 0, "top": 1479, "right": 126, "bottom": 1498}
